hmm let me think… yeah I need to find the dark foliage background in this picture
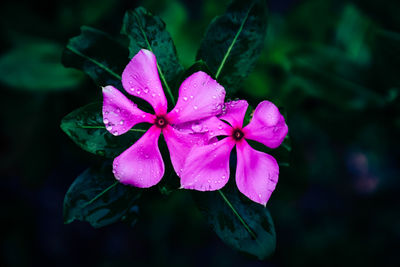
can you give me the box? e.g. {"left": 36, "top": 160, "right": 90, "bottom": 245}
{"left": 1, "top": 0, "right": 399, "bottom": 266}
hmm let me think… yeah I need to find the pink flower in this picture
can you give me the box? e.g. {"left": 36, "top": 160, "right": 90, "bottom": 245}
{"left": 181, "top": 100, "right": 288, "bottom": 205}
{"left": 102, "top": 49, "right": 226, "bottom": 187}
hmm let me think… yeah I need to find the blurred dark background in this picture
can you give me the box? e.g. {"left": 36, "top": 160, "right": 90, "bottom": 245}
{"left": 1, "top": 0, "right": 399, "bottom": 266}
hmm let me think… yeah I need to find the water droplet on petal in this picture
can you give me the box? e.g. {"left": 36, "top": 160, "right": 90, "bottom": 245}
{"left": 183, "top": 96, "right": 188, "bottom": 101}
{"left": 212, "top": 95, "right": 217, "bottom": 99}
{"left": 190, "top": 95, "right": 194, "bottom": 99}
{"left": 192, "top": 123, "right": 203, "bottom": 132}
{"left": 106, "top": 125, "right": 113, "bottom": 131}
{"left": 144, "top": 87, "right": 149, "bottom": 94}
{"left": 151, "top": 93, "right": 156, "bottom": 97}
{"left": 193, "top": 105, "right": 198, "bottom": 110}
{"left": 120, "top": 120, "right": 124, "bottom": 125}
{"left": 103, "top": 119, "right": 109, "bottom": 124}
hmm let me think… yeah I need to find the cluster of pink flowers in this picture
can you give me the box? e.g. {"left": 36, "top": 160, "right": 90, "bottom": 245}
{"left": 102, "top": 49, "right": 288, "bottom": 205}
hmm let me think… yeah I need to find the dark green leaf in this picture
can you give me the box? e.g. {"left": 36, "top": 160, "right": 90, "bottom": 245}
{"left": 193, "top": 186, "right": 276, "bottom": 259}
{"left": 63, "top": 164, "right": 141, "bottom": 228}
{"left": 60, "top": 102, "right": 146, "bottom": 158}
{"left": 197, "top": 0, "right": 268, "bottom": 94}
{"left": 121, "top": 7, "right": 183, "bottom": 102}
{"left": 0, "top": 42, "right": 84, "bottom": 91}
{"left": 62, "top": 26, "right": 129, "bottom": 89}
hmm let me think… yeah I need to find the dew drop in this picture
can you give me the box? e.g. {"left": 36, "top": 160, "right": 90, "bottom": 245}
{"left": 192, "top": 123, "right": 203, "bottom": 132}
{"left": 104, "top": 111, "right": 109, "bottom": 115}
{"left": 143, "top": 87, "right": 149, "bottom": 94}
{"left": 103, "top": 119, "right": 109, "bottom": 124}
{"left": 190, "top": 95, "right": 194, "bottom": 99}
{"left": 116, "top": 108, "right": 121, "bottom": 113}
{"left": 113, "top": 130, "right": 118, "bottom": 135}
{"left": 193, "top": 105, "right": 198, "bottom": 110}
{"left": 106, "top": 125, "right": 112, "bottom": 131}
{"left": 119, "top": 120, "right": 124, "bottom": 125}
{"left": 151, "top": 93, "right": 156, "bottom": 97}
{"left": 142, "top": 114, "right": 146, "bottom": 118}
{"left": 258, "top": 194, "right": 262, "bottom": 198}
{"left": 183, "top": 96, "right": 188, "bottom": 101}
{"left": 212, "top": 95, "right": 217, "bottom": 99}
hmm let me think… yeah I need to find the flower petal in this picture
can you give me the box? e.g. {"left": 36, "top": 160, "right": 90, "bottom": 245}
{"left": 181, "top": 138, "right": 235, "bottom": 191}
{"left": 219, "top": 100, "right": 248, "bottom": 128}
{"left": 167, "top": 71, "right": 225, "bottom": 124}
{"left": 243, "top": 100, "right": 288, "bottom": 149}
{"left": 172, "top": 116, "right": 231, "bottom": 141}
{"left": 122, "top": 49, "right": 167, "bottom": 115}
{"left": 102, "top": 86, "right": 155, "bottom": 136}
{"left": 163, "top": 125, "right": 209, "bottom": 177}
{"left": 235, "top": 140, "right": 279, "bottom": 205}
{"left": 112, "top": 125, "right": 164, "bottom": 187}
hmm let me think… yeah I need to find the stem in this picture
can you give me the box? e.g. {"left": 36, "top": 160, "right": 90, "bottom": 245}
{"left": 218, "top": 190, "right": 257, "bottom": 240}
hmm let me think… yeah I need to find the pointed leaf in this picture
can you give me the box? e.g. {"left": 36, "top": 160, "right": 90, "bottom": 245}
{"left": 0, "top": 42, "right": 84, "bottom": 91}
{"left": 60, "top": 102, "right": 147, "bottom": 158}
{"left": 197, "top": 0, "right": 268, "bottom": 94}
{"left": 62, "top": 26, "right": 129, "bottom": 89}
{"left": 121, "top": 7, "right": 183, "bottom": 101}
{"left": 192, "top": 186, "right": 276, "bottom": 259}
{"left": 63, "top": 164, "right": 141, "bottom": 228}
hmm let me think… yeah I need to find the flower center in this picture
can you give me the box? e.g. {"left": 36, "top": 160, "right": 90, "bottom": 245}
{"left": 155, "top": 116, "right": 168, "bottom": 128}
{"left": 232, "top": 128, "right": 244, "bottom": 141}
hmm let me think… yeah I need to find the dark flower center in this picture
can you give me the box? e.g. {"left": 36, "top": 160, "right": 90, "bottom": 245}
{"left": 232, "top": 128, "right": 244, "bottom": 141}
{"left": 155, "top": 116, "right": 168, "bottom": 128}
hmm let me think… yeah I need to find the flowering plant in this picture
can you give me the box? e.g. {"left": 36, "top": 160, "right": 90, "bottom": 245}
{"left": 61, "top": 0, "right": 290, "bottom": 259}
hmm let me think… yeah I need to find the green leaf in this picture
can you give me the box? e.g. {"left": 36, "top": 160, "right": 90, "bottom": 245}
{"left": 192, "top": 186, "right": 276, "bottom": 259}
{"left": 0, "top": 41, "right": 84, "bottom": 91}
{"left": 62, "top": 26, "right": 129, "bottom": 89}
{"left": 63, "top": 164, "right": 141, "bottom": 228}
{"left": 197, "top": 0, "right": 268, "bottom": 94}
{"left": 60, "top": 102, "right": 146, "bottom": 158}
{"left": 121, "top": 7, "right": 183, "bottom": 104}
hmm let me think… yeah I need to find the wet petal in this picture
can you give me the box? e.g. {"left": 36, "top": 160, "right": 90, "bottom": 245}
{"left": 163, "top": 125, "right": 209, "bottom": 177}
{"left": 243, "top": 100, "right": 288, "bottom": 149}
{"left": 219, "top": 100, "right": 248, "bottom": 128}
{"left": 167, "top": 71, "right": 225, "bottom": 124}
{"left": 102, "top": 85, "right": 155, "bottom": 136}
{"left": 122, "top": 49, "right": 167, "bottom": 115}
{"left": 112, "top": 126, "right": 164, "bottom": 187}
{"left": 235, "top": 140, "right": 279, "bottom": 205}
{"left": 181, "top": 138, "right": 235, "bottom": 191}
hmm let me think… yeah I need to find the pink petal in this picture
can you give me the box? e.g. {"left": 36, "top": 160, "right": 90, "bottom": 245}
{"left": 171, "top": 116, "right": 231, "bottom": 141}
{"left": 235, "top": 140, "right": 279, "bottom": 205}
{"left": 112, "top": 125, "right": 164, "bottom": 187}
{"left": 167, "top": 71, "right": 225, "bottom": 124}
{"left": 163, "top": 125, "right": 210, "bottom": 177}
{"left": 219, "top": 100, "right": 249, "bottom": 128}
{"left": 243, "top": 100, "right": 288, "bottom": 149}
{"left": 180, "top": 137, "right": 235, "bottom": 191}
{"left": 102, "top": 86, "right": 155, "bottom": 136}
{"left": 122, "top": 49, "right": 168, "bottom": 115}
